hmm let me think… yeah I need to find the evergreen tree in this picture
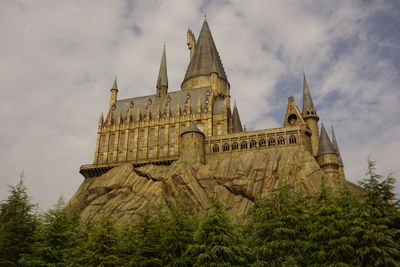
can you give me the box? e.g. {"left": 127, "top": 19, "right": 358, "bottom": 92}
{"left": 352, "top": 160, "right": 400, "bottom": 266}
{"left": 78, "top": 217, "right": 121, "bottom": 267}
{"left": 186, "top": 198, "right": 248, "bottom": 267}
{"left": 0, "top": 175, "right": 37, "bottom": 266}
{"left": 250, "top": 183, "right": 310, "bottom": 266}
{"left": 306, "top": 183, "right": 358, "bottom": 266}
{"left": 19, "top": 196, "right": 76, "bottom": 266}
{"left": 126, "top": 210, "right": 163, "bottom": 267}
{"left": 159, "top": 204, "right": 195, "bottom": 266}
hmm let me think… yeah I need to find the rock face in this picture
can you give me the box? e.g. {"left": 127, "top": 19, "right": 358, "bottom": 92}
{"left": 67, "top": 147, "right": 341, "bottom": 222}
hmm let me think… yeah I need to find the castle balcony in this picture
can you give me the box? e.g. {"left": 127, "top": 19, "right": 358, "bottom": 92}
{"left": 80, "top": 155, "right": 179, "bottom": 179}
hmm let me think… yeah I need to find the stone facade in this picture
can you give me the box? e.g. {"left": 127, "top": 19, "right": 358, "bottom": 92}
{"left": 79, "top": 19, "right": 344, "bottom": 185}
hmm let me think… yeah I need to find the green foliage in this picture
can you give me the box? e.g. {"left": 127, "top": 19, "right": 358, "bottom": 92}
{"left": 19, "top": 196, "right": 77, "bottom": 267}
{"left": 0, "top": 176, "right": 36, "bottom": 267}
{"left": 186, "top": 198, "right": 248, "bottom": 266}
{"left": 250, "top": 183, "right": 310, "bottom": 266}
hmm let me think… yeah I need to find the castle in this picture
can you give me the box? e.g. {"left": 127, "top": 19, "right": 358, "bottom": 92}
{"left": 79, "top": 19, "right": 344, "bottom": 183}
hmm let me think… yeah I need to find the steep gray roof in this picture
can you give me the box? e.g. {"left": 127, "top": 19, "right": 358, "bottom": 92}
{"left": 111, "top": 86, "right": 225, "bottom": 121}
{"left": 302, "top": 74, "right": 316, "bottom": 114}
{"left": 317, "top": 123, "right": 338, "bottom": 156}
{"left": 183, "top": 20, "right": 227, "bottom": 84}
{"left": 331, "top": 125, "right": 343, "bottom": 166}
{"left": 232, "top": 101, "right": 243, "bottom": 133}
{"left": 156, "top": 45, "right": 168, "bottom": 89}
{"left": 181, "top": 121, "right": 204, "bottom": 136}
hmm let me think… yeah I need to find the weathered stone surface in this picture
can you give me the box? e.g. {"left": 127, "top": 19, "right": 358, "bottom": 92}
{"left": 67, "top": 147, "right": 344, "bottom": 223}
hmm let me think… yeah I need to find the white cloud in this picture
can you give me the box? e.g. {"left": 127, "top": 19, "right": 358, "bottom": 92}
{"left": 1, "top": 0, "right": 399, "bottom": 210}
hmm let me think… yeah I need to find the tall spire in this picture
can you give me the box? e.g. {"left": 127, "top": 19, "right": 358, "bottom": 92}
{"left": 232, "top": 101, "right": 243, "bottom": 133}
{"left": 183, "top": 20, "right": 227, "bottom": 84}
{"left": 302, "top": 73, "right": 316, "bottom": 115}
{"left": 111, "top": 77, "right": 118, "bottom": 90}
{"left": 317, "top": 123, "right": 337, "bottom": 156}
{"left": 156, "top": 45, "right": 168, "bottom": 96}
{"left": 331, "top": 125, "right": 344, "bottom": 166}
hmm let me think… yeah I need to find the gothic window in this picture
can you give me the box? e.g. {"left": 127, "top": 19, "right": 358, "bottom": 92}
{"left": 100, "top": 134, "right": 106, "bottom": 152}
{"left": 288, "top": 114, "right": 297, "bottom": 125}
{"left": 109, "top": 133, "right": 115, "bottom": 150}
{"left": 149, "top": 128, "right": 156, "bottom": 146}
{"left": 119, "top": 132, "right": 125, "bottom": 150}
{"left": 214, "top": 124, "right": 222, "bottom": 136}
{"left": 148, "top": 148, "right": 155, "bottom": 158}
{"left": 289, "top": 135, "right": 297, "bottom": 144}
{"left": 127, "top": 150, "right": 134, "bottom": 160}
{"left": 108, "top": 152, "right": 114, "bottom": 162}
{"left": 232, "top": 142, "right": 239, "bottom": 150}
{"left": 169, "top": 146, "right": 175, "bottom": 156}
{"left": 98, "top": 153, "right": 104, "bottom": 163}
{"left": 138, "top": 149, "right": 143, "bottom": 159}
{"left": 250, "top": 140, "right": 257, "bottom": 148}
{"left": 259, "top": 139, "right": 266, "bottom": 148}
{"left": 213, "top": 144, "right": 220, "bottom": 152}
{"left": 118, "top": 151, "right": 124, "bottom": 161}
{"left": 159, "top": 147, "right": 164, "bottom": 156}
{"left": 169, "top": 127, "right": 176, "bottom": 144}
{"left": 268, "top": 137, "right": 276, "bottom": 146}
{"left": 159, "top": 127, "right": 165, "bottom": 145}
{"left": 278, "top": 136, "right": 285, "bottom": 146}
{"left": 223, "top": 143, "right": 230, "bottom": 151}
{"left": 139, "top": 130, "right": 145, "bottom": 147}
{"left": 241, "top": 141, "right": 248, "bottom": 149}
{"left": 128, "top": 130, "right": 135, "bottom": 148}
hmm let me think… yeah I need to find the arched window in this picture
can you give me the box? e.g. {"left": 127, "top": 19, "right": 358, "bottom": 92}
{"left": 213, "top": 144, "right": 220, "bottom": 152}
{"left": 289, "top": 135, "right": 297, "bottom": 144}
{"left": 278, "top": 136, "right": 285, "bottom": 146}
{"left": 232, "top": 142, "right": 239, "bottom": 150}
{"left": 241, "top": 141, "right": 248, "bottom": 149}
{"left": 223, "top": 143, "right": 230, "bottom": 151}
{"left": 250, "top": 140, "right": 257, "bottom": 148}
{"left": 268, "top": 137, "right": 276, "bottom": 146}
{"left": 259, "top": 139, "right": 266, "bottom": 148}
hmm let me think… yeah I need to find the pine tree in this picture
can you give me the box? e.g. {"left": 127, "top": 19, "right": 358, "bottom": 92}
{"left": 19, "top": 196, "right": 76, "bottom": 266}
{"left": 352, "top": 160, "right": 400, "bottom": 266}
{"left": 250, "top": 183, "right": 310, "bottom": 266}
{"left": 0, "top": 174, "right": 37, "bottom": 266}
{"left": 185, "top": 198, "right": 248, "bottom": 267}
{"left": 306, "top": 183, "right": 358, "bottom": 266}
{"left": 126, "top": 210, "right": 163, "bottom": 267}
{"left": 158, "top": 204, "right": 195, "bottom": 266}
{"left": 78, "top": 217, "right": 121, "bottom": 267}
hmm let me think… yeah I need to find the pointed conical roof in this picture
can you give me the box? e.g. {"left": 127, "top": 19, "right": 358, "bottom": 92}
{"left": 302, "top": 73, "right": 315, "bottom": 114}
{"left": 156, "top": 45, "right": 168, "bottom": 89}
{"left": 111, "top": 77, "right": 118, "bottom": 90}
{"left": 232, "top": 101, "right": 243, "bottom": 133}
{"left": 183, "top": 20, "right": 227, "bottom": 84}
{"left": 331, "top": 125, "right": 344, "bottom": 166}
{"left": 180, "top": 121, "right": 204, "bottom": 136}
{"left": 318, "top": 123, "right": 337, "bottom": 156}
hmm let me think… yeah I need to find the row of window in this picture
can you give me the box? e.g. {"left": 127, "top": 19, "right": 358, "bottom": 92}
{"left": 98, "top": 146, "right": 176, "bottom": 163}
{"left": 212, "top": 135, "right": 297, "bottom": 152}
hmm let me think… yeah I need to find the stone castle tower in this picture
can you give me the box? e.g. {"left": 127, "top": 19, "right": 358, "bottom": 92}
{"left": 79, "top": 19, "right": 344, "bottom": 183}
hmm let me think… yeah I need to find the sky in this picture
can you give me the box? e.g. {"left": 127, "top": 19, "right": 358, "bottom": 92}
{"left": 1, "top": 0, "right": 399, "bottom": 211}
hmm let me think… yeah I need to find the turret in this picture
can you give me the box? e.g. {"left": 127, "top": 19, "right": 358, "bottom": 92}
{"left": 181, "top": 19, "right": 229, "bottom": 97}
{"left": 109, "top": 78, "right": 118, "bottom": 111}
{"left": 232, "top": 101, "right": 243, "bottom": 133}
{"left": 317, "top": 124, "right": 339, "bottom": 180}
{"left": 302, "top": 74, "right": 319, "bottom": 156}
{"left": 331, "top": 125, "right": 345, "bottom": 179}
{"left": 156, "top": 45, "right": 168, "bottom": 97}
{"left": 179, "top": 122, "right": 205, "bottom": 164}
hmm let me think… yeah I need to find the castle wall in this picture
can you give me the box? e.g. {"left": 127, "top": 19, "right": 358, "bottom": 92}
{"left": 180, "top": 132, "right": 205, "bottom": 164}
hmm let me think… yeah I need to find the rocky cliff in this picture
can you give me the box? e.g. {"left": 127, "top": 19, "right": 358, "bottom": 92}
{"left": 67, "top": 147, "right": 343, "bottom": 222}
